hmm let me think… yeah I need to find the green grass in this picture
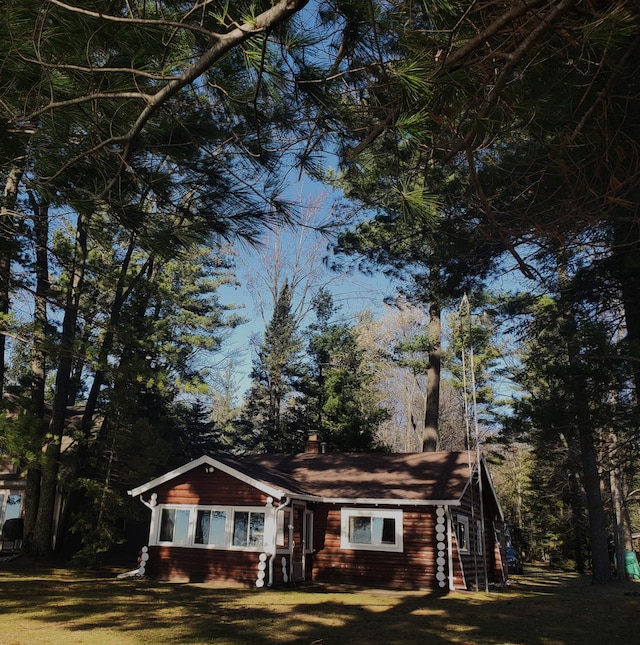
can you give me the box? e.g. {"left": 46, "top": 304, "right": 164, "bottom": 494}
{"left": 1, "top": 557, "right": 639, "bottom": 644}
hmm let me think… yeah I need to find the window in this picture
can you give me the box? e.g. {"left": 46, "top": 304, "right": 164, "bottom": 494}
{"left": 155, "top": 505, "right": 265, "bottom": 551}
{"left": 232, "top": 511, "right": 265, "bottom": 548}
{"left": 195, "top": 510, "right": 227, "bottom": 545}
{"left": 276, "top": 510, "right": 290, "bottom": 548}
{"left": 476, "top": 519, "right": 484, "bottom": 555}
{"left": 455, "top": 515, "right": 469, "bottom": 554}
{"left": 2, "top": 494, "right": 22, "bottom": 522}
{"left": 159, "top": 508, "right": 190, "bottom": 544}
{"left": 340, "top": 509, "right": 403, "bottom": 552}
{"left": 350, "top": 516, "right": 395, "bottom": 545}
{"left": 305, "top": 511, "right": 314, "bottom": 552}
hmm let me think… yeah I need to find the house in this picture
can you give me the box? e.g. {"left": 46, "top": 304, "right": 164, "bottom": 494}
{"left": 128, "top": 447, "right": 507, "bottom": 591}
{"left": 0, "top": 399, "right": 86, "bottom": 552}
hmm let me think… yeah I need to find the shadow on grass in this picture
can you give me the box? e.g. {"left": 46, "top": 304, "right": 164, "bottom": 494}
{"left": 1, "top": 559, "right": 639, "bottom": 644}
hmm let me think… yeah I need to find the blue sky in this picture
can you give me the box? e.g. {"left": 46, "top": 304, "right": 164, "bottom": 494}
{"left": 211, "top": 171, "right": 401, "bottom": 397}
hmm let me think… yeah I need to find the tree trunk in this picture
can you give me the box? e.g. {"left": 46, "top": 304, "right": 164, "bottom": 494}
{"left": 559, "top": 261, "right": 612, "bottom": 584}
{"left": 0, "top": 166, "right": 23, "bottom": 397}
{"left": 612, "top": 212, "right": 640, "bottom": 400}
{"left": 577, "top": 425, "right": 612, "bottom": 583}
{"left": 608, "top": 430, "right": 633, "bottom": 580}
{"left": 81, "top": 233, "right": 142, "bottom": 434}
{"left": 562, "top": 433, "right": 587, "bottom": 574}
{"left": 31, "top": 211, "right": 88, "bottom": 557}
{"left": 423, "top": 298, "right": 441, "bottom": 451}
{"left": 22, "top": 195, "right": 49, "bottom": 551}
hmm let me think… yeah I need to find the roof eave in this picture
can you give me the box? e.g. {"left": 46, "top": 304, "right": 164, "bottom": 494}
{"left": 288, "top": 494, "right": 462, "bottom": 506}
{"left": 480, "top": 454, "right": 505, "bottom": 520}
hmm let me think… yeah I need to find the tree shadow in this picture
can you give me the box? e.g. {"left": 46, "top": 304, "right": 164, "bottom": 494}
{"left": 1, "top": 561, "right": 639, "bottom": 644}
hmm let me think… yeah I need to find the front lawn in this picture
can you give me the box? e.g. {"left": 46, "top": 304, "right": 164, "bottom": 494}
{"left": 1, "top": 558, "right": 638, "bottom": 644}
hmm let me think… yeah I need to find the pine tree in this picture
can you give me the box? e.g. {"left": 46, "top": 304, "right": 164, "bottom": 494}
{"left": 299, "top": 290, "right": 388, "bottom": 453}
{"left": 240, "top": 282, "right": 306, "bottom": 452}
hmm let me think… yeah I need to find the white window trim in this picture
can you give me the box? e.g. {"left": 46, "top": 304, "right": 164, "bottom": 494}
{"left": 153, "top": 504, "right": 269, "bottom": 552}
{"left": 276, "top": 509, "right": 291, "bottom": 548}
{"left": 304, "top": 510, "right": 314, "bottom": 553}
{"left": 455, "top": 514, "right": 470, "bottom": 554}
{"left": 340, "top": 508, "right": 403, "bottom": 553}
{"left": 231, "top": 509, "right": 266, "bottom": 550}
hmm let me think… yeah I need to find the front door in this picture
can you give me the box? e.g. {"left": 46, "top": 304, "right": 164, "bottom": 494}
{"left": 291, "top": 503, "right": 306, "bottom": 582}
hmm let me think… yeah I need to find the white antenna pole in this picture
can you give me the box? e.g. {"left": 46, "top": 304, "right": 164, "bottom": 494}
{"left": 468, "top": 307, "right": 489, "bottom": 593}
{"left": 459, "top": 295, "right": 478, "bottom": 589}
{"left": 459, "top": 294, "right": 489, "bottom": 592}
{"left": 459, "top": 295, "right": 472, "bottom": 452}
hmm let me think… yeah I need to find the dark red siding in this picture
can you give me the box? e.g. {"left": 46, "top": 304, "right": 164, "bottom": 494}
{"left": 153, "top": 464, "right": 269, "bottom": 506}
{"left": 146, "top": 464, "right": 270, "bottom": 586}
{"left": 451, "top": 476, "right": 505, "bottom": 590}
{"left": 147, "top": 546, "right": 265, "bottom": 586}
{"left": 310, "top": 505, "right": 442, "bottom": 591}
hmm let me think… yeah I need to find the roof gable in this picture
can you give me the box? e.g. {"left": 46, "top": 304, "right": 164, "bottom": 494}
{"left": 127, "top": 455, "right": 287, "bottom": 500}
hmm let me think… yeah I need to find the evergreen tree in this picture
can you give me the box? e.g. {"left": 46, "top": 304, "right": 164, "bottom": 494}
{"left": 0, "top": 0, "right": 316, "bottom": 555}
{"left": 300, "top": 290, "right": 388, "bottom": 452}
{"left": 501, "top": 275, "right": 637, "bottom": 578}
{"left": 240, "top": 281, "right": 306, "bottom": 452}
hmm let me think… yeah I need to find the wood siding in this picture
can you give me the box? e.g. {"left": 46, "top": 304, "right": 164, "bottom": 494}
{"left": 153, "top": 465, "right": 269, "bottom": 506}
{"left": 450, "top": 473, "right": 505, "bottom": 590}
{"left": 310, "top": 505, "right": 442, "bottom": 591}
{"left": 145, "top": 465, "right": 271, "bottom": 586}
{"left": 147, "top": 546, "right": 265, "bottom": 586}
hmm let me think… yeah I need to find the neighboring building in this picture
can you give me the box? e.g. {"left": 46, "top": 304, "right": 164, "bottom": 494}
{"left": 128, "top": 446, "right": 507, "bottom": 591}
{"left": 0, "top": 457, "right": 24, "bottom": 527}
{"left": 0, "top": 399, "right": 85, "bottom": 552}
{"left": 0, "top": 456, "right": 25, "bottom": 553}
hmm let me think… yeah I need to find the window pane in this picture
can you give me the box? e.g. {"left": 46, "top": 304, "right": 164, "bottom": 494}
{"left": 211, "top": 511, "right": 227, "bottom": 545}
{"left": 249, "top": 512, "right": 265, "bottom": 547}
{"left": 371, "top": 517, "right": 383, "bottom": 543}
{"left": 277, "top": 510, "right": 290, "bottom": 547}
{"left": 233, "top": 512, "right": 249, "bottom": 546}
{"left": 160, "top": 508, "right": 189, "bottom": 543}
{"left": 196, "top": 510, "right": 227, "bottom": 545}
{"left": 350, "top": 516, "right": 372, "bottom": 544}
{"left": 160, "top": 509, "right": 175, "bottom": 542}
{"left": 457, "top": 520, "right": 467, "bottom": 550}
{"left": 174, "top": 509, "right": 190, "bottom": 544}
{"left": 195, "top": 510, "right": 210, "bottom": 544}
{"left": 381, "top": 518, "right": 396, "bottom": 544}
{"left": 5, "top": 494, "right": 21, "bottom": 521}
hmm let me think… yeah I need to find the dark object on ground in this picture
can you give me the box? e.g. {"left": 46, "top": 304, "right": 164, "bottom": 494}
{"left": 1, "top": 518, "right": 24, "bottom": 554}
{"left": 507, "top": 546, "right": 523, "bottom": 575}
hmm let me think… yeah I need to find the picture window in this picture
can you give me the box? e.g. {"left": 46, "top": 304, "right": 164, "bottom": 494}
{"left": 340, "top": 509, "right": 403, "bottom": 552}
{"left": 155, "top": 505, "right": 266, "bottom": 551}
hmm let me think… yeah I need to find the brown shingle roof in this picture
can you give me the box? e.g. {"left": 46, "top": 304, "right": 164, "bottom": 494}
{"left": 232, "top": 451, "right": 477, "bottom": 503}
